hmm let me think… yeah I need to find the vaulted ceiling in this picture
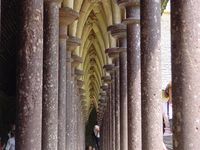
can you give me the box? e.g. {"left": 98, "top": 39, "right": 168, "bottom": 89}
{"left": 68, "top": 0, "right": 121, "bottom": 120}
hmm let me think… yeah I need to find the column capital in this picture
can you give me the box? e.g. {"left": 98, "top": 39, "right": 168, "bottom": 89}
{"left": 44, "top": 0, "right": 62, "bottom": 4}
{"left": 105, "top": 47, "right": 126, "bottom": 59}
{"left": 75, "top": 68, "right": 84, "bottom": 77}
{"left": 77, "top": 79, "right": 84, "bottom": 87}
{"left": 66, "top": 57, "right": 72, "bottom": 62}
{"left": 59, "top": 7, "right": 79, "bottom": 26}
{"left": 123, "top": 5, "right": 140, "bottom": 25}
{"left": 79, "top": 88, "right": 86, "bottom": 95}
{"left": 71, "top": 54, "right": 83, "bottom": 67}
{"left": 103, "top": 64, "right": 116, "bottom": 73}
{"left": 67, "top": 36, "right": 81, "bottom": 52}
{"left": 99, "top": 91, "right": 107, "bottom": 97}
{"left": 107, "top": 23, "right": 127, "bottom": 39}
{"left": 101, "top": 75, "right": 112, "bottom": 83}
{"left": 80, "top": 95, "right": 86, "bottom": 100}
{"left": 81, "top": 100, "right": 87, "bottom": 106}
{"left": 100, "top": 84, "right": 109, "bottom": 91}
{"left": 117, "top": 0, "right": 139, "bottom": 8}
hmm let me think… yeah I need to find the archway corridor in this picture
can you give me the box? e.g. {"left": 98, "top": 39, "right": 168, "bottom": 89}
{"left": 1, "top": 0, "right": 200, "bottom": 150}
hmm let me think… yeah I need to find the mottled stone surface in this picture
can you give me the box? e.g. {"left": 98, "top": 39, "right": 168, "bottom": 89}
{"left": 114, "top": 59, "right": 120, "bottom": 150}
{"left": 171, "top": 1, "right": 200, "bottom": 149}
{"left": 141, "top": 1, "right": 162, "bottom": 150}
{"left": 119, "top": 38, "right": 128, "bottom": 150}
{"left": 16, "top": 0, "right": 43, "bottom": 149}
{"left": 125, "top": 5, "right": 142, "bottom": 150}
{"left": 66, "top": 50, "right": 73, "bottom": 150}
{"left": 70, "top": 68, "right": 77, "bottom": 149}
{"left": 42, "top": 2, "right": 59, "bottom": 150}
{"left": 111, "top": 74, "right": 116, "bottom": 150}
{"left": 74, "top": 82, "right": 79, "bottom": 150}
{"left": 58, "top": 11, "right": 68, "bottom": 150}
{"left": 108, "top": 23, "right": 128, "bottom": 150}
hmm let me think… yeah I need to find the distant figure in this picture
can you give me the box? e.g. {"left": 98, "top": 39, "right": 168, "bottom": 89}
{"left": 5, "top": 131, "right": 15, "bottom": 150}
{"left": 93, "top": 125, "right": 100, "bottom": 150}
{"left": 164, "top": 82, "right": 173, "bottom": 132}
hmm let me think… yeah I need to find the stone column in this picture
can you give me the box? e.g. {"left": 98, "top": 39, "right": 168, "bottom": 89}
{"left": 118, "top": 1, "right": 141, "bottom": 149}
{"left": 107, "top": 83, "right": 112, "bottom": 150}
{"left": 66, "top": 36, "right": 80, "bottom": 150}
{"left": 71, "top": 53, "right": 82, "bottom": 150}
{"left": 141, "top": 0, "right": 162, "bottom": 150}
{"left": 119, "top": 37, "right": 128, "bottom": 150}
{"left": 74, "top": 83, "right": 78, "bottom": 150}
{"left": 103, "top": 120, "right": 106, "bottom": 150}
{"left": 100, "top": 84, "right": 109, "bottom": 150}
{"left": 76, "top": 79, "right": 83, "bottom": 150}
{"left": 16, "top": 0, "right": 43, "bottom": 149}
{"left": 66, "top": 47, "right": 72, "bottom": 149}
{"left": 107, "top": 96, "right": 111, "bottom": 150}
{"left": 107, "top": 23, "right": 127, "bottom": 150}
{"left": 105, "top": 56, "right": 120, "bottom": 150}
{"left": 103, "top": 65, "right": 115, "bottom": 150}
{"left": 171, "top": 1, "right": 200, "bottom": 149}
{"left": 58, "top": 8, "right": 78, "bottom": 150}
{"left": 42, "top": 1, "right": 59, "bottom": 150}
{"left": 58, "top": 8, "right": 67, "bottom": 150}
{"left": 111, "top": 73, "right": 116, "bottom": 150}
{"left": 114, "top": 59, "right": 120, "bottom": 150}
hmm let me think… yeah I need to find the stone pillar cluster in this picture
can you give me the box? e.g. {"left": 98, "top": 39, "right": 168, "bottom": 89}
{"left": 16, "top": 2, "right": 84, "bottom": 150}
{"left": 99, "top": 0, "right": 161, "bottom": 150}
{"left": 100, "top": 1, "right": 200, "bottom": 150}
{"left": 16, "top": 0, "right": 200, "bottom": 150}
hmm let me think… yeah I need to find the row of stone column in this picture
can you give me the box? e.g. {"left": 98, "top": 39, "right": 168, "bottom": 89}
{"left": 100, "top": 0, "right": 200, "bottom": 150}
{"left": 16, "top": 1, "right": 85, "bottom": 150}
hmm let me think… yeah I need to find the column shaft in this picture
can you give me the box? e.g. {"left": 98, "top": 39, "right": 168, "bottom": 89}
{"left": 141, "top": 0, "right": 162, "bottom": 149}
{"left": 171, "top": 1, "right": 200, "bottom": 149}
{"left": 71, "top": 69, "right": 76, "bottom": 149}
{"left": 16, "top": 0, "right": 43, "bottom": 149}
{"left": 126, "top": 5, "right": 141, "bottom": 150}
{"left": 119, "top": 38, "right": 128, "bottom": 150}
{"left": 115, "top": 59, "right": 120, "bottom": 150}
{"left": 107, "top": 102, "right": 110, "bottom": 150}
{"left": 66, "top": 50, "right": 72, "bottom": 149}
{"left": 111, "top": 77, "right": 115, "bottom": 150}
{"left": 42, "top": 2, "right": 59, "bottom": 150}
{"left": 58, "top": 18, "right": 67, "bottom": 150}
{"left": 74, "top": 84, "right": 78, "bottom": 150}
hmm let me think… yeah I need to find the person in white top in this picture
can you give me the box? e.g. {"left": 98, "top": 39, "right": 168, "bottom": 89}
{"left": 93, "top": 125, "right": 100, "bottom": 138}
{"left": 93, "top": 125, "right": 100, "bottom": 150}
{"left": 5, "top": 131, "right": 15, "bottom": 150}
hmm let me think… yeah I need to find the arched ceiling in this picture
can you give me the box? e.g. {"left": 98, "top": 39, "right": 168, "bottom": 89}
{"left": 62, "top": 0, "right": 121, "bottom": 120}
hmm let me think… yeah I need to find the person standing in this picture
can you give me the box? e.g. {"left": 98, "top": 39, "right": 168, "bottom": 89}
{"left": 5, "top": 131, "right": 15, "bottom": 150}
{"left": 165, "top": 82, "right": 173, "bottom": 132}
{"left": 93, "top": 125, "right": 100, "bottom": 150}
